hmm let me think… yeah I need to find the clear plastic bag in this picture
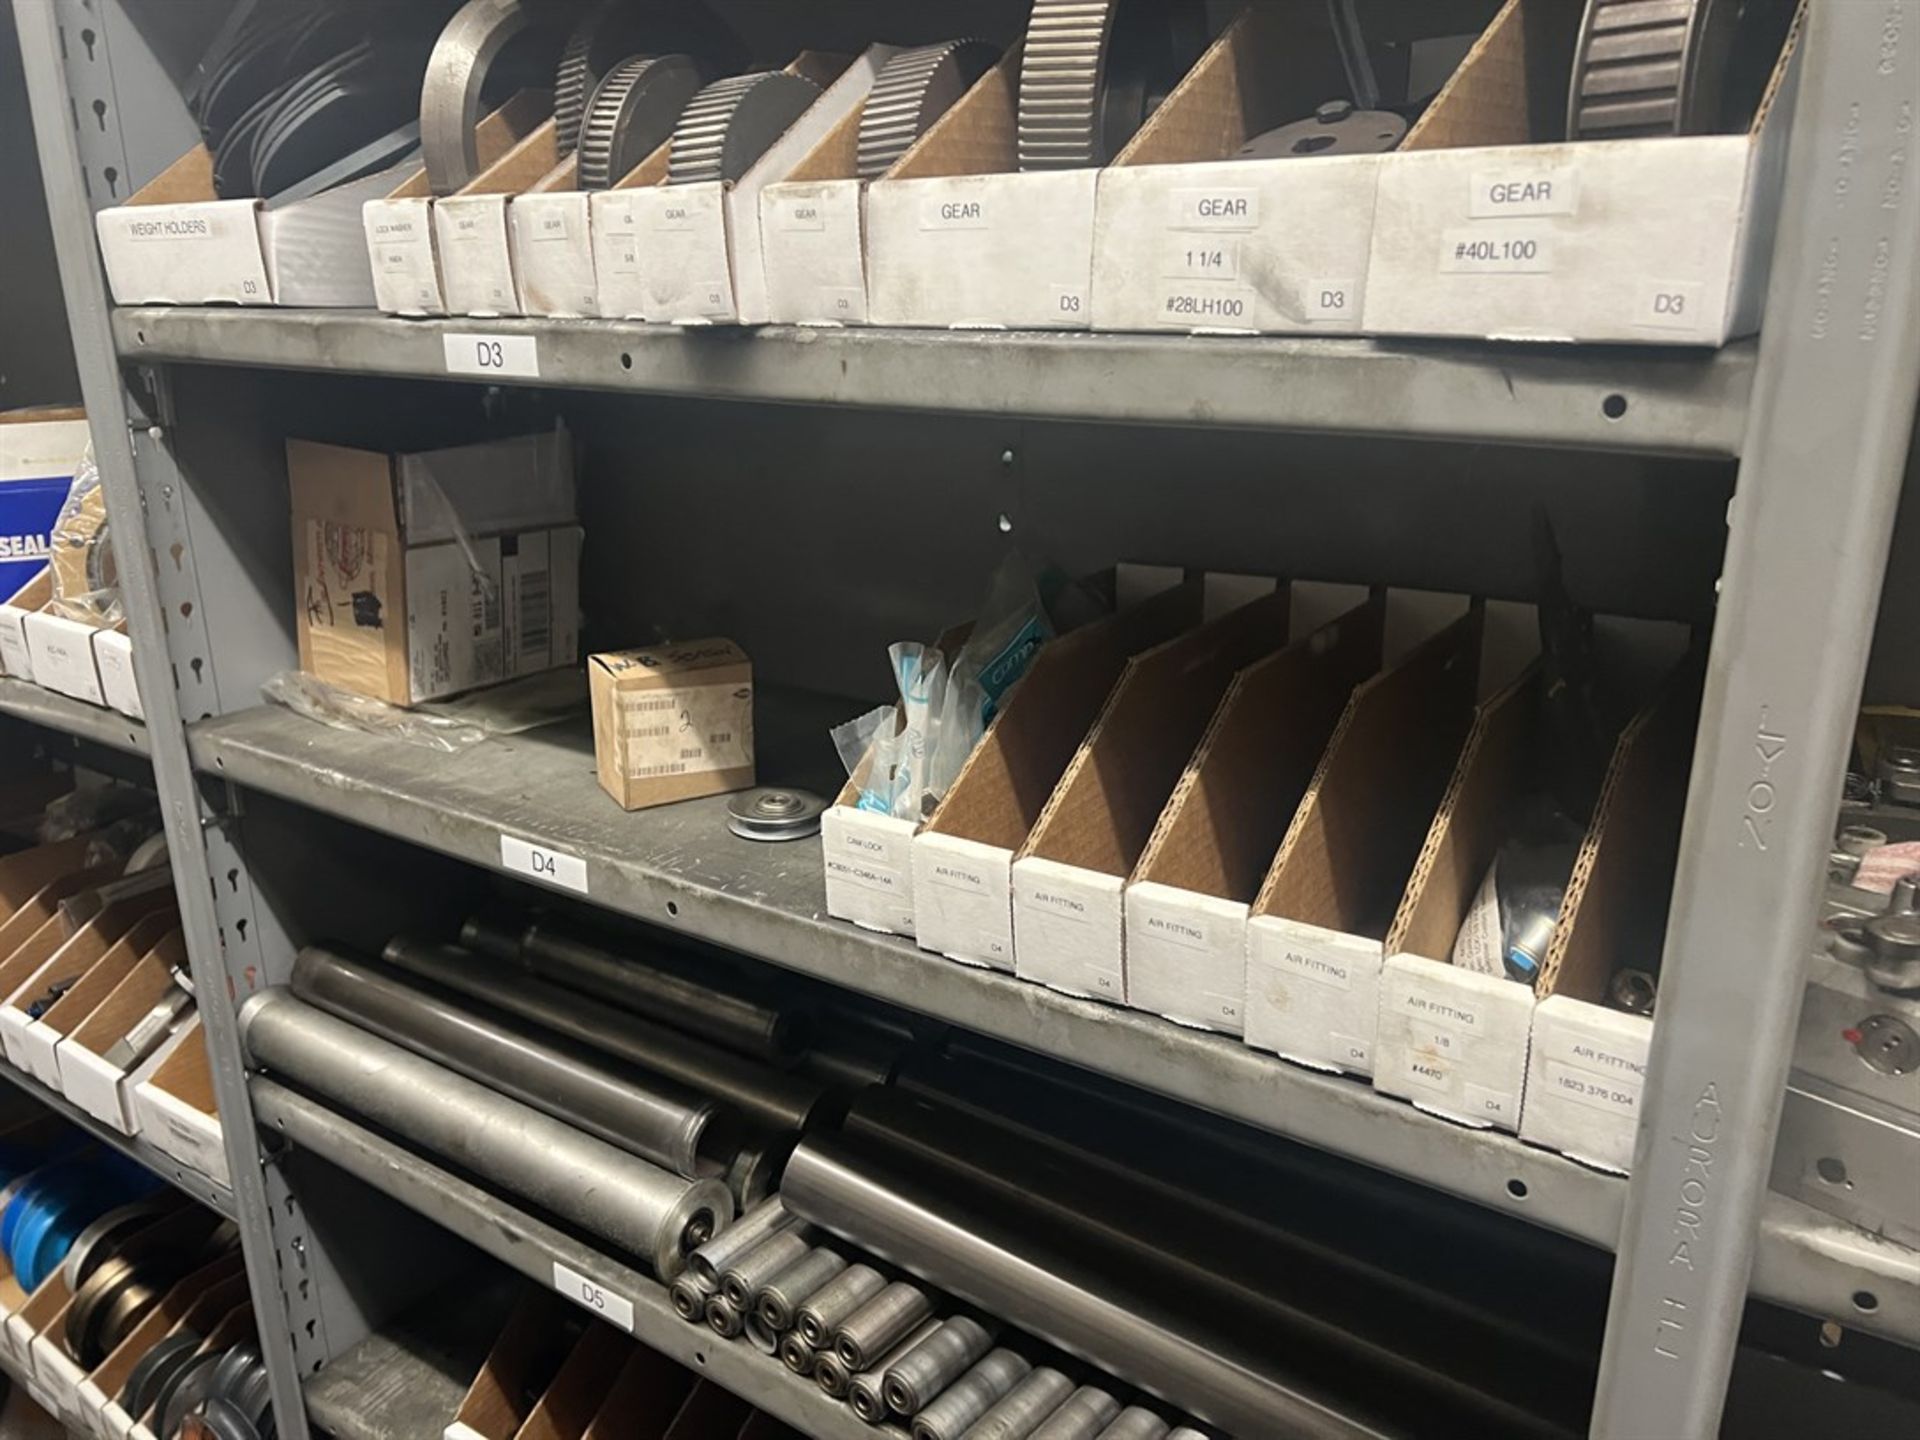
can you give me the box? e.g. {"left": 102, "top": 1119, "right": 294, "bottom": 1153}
{"left": 1451, "top": 796, "right": 1585, "bottom": 988}
{"left": 47, "top": 446, "right": 123, "bottom": 626}
{"left": 263, "top": 670, "right": 486, "bottom": 752}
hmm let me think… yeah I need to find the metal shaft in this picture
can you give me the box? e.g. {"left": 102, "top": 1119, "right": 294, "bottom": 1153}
{"left": 745, "top": 1308, "right": 779, "bottom": 1355}
{"left": 687, "top": 1197, "right": 799, "bottom": 1290}
{"left": 885, "top": 1316, "right": 995, "bottom": 1416}
{"left": 912, "top": 1350, "right": 1032, "bottom": 1440}
{"left": 849, "top": 1317, "right": 942, "bottom": 1424}
{"left": 795, "top": 1264, "right": 887, "bottom": 1350}
{"left": 782, "top": 1137, "right": 1392, "bottom": 1438}
{"left": 239, "top": 991, "right": 730, "bottom": 1278}
{"left": 962, "top": 1367, "right": 1077, "bottom": 1440}
{"left": 1030, "top": 1388, "right": 1122, "bottom": 1440}
{"left": 291, "top": 946, "right": 714, "bottom": 1177}
{"left": 779, "top": 1332, "right": 818, "bottom": 1375}
{"left": 836, "top": 1281, "right": 935, "bottom": 1371}
{"left": 519, "top": 919, "right": 802, "bottom": 1060}
{"left": 1092, "top": 1410, "right": 1169, "bottom": 1440}
{"left": 705, "top": 1294, "right": 745, "bottom": 1338}
{"left": 670, "top": 1272, "right": 711, "bottom": 1323}
{"left": 815, "top": 1350, "right": 853, "bottom": 1398}
{"left": 721, "top": 1230, "right": 812, "bottom": 1311}
{"left": 756, "top": 1247, "right": 847, "bottom": 1333}
{"left": 383, "top": 938, "right": 825, "bottom": 1135}
{"left": 1164, "top": 1429, "right": 1207, "bottom": 1440}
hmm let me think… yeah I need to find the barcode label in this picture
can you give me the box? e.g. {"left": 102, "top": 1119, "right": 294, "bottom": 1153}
{"left": 517, "top": 567, "right": 551, "bottom": 655}
{"left": 623, "top": 724, "right": 671, "bottom": 739}
{"left": 630, "top": 761, "right": 689, "bottom": 777}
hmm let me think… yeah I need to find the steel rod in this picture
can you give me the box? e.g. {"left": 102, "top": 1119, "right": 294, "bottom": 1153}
{"left": 912, "top": 1350, "right": 1032, "bottom": 1440}
{"left": 1029, "top": 1388, "right": 1121, "bottom": 1440}
{"left": 962, "top": 1367, "right": 1077, "bottom": 1440}
{"left": 291, "top": 945, "right": 714, "bottom": 1176}
{"left": 239, "top": 990, "right": 731, "bottom": 1277}
{"left": 850, "top": 1318, "right": 943, "bottom": 1424}
{"left": 885, "top": 1317, "right": 996, "bottom": 1417}
{"left": 722, "top": 1231, "right": 814, "bottom": 1312}
{"left": 688, "top": 1197, "right": 800, "bottom": 1290}
{"left": 757, "top": 1247, "right": 848, "bottom": 1333}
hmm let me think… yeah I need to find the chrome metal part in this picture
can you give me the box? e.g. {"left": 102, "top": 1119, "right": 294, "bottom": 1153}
{"left": 1017, "top": 0, "right": 1203, "bottom": 170}
{"left": 576, "top": 54, "right": 703, "bottom": 191}
{"left": 705, "top": 1293, "right": 745, "bottom": 1339}
{"left": 382, "top": 938, "right": 823, "bottom": 1134}
{"left": 1852, "top": 1013, "right": 1919, "bottom": 1076}
{"left": 668, "top": 71, "right": 823, "bottom": 186}
{"left": 795, "top": 1264, "right": 888, "bottom": 1351}
{"left": 239, "top": 991, "right": 732, "bottom": 1278}
{"left": 290, "top": 945, "right": 716, "bottom": 1177}
{"left": 815, "top": 1350, "right": 853, "bottom": 1398}
{"left": 1866, "top": 912, "right": 1920, "bottom": 995}
{"left": 911, "top": 1350, "right": 1033, "bottom": 1440}
{"left": 1607, "top": 967, "right": 1659, "bottom": 1015}
{"left": 849, "top": 1318, "right": 942, "bottom": 1424}
{"left": 670, "top": 1272, "right": 712, "bottom": 1323}
{"left": 1880, "top": 747, "right": 1920, "bottom": 806}
{"left": 1092, "top": 1409, "right": 1171, "bottom": 1440}
{"left": 421, "top": 0, "right": 536, "bottom": 194}
{"left": 1837, "top": 824, "right": 1887, "bottom": 857}
{"left": 61, "top": 1196, "right": 175, "bottom": 1294}
{"left": 834, "top": 1281, "right": 935, "bottom": 1372}
{"left": 1165, "top": 1430, "right": 1208, "bottom": 1440}
{"left": 688, "top": 1197, "right": 798, "bottom": 1290}
{"left": 745, "top": 1306, "right": 780, "bottom": 1355}
{"left": 960, "top": 1366, "right": 1077, "bottom": 1440}
{"left": 756, "top": 1246, "right": 847, "bottom": 1333}
{"left": 1030, "top": 1391, "right": 1122, "bottom": 1440}
{"left": 727, "top": 787, "right": 830, "bottom": 842}
{"left": 720, "top": 1229, "right": 813, "bottom": 1312}
{"left": 884, "top": 1316, "right": 995, "bottom": 1417}
{"left": 780, "top": 1332, "right": 819, "bottom": 1376}
{"left": 1236, "top": 99, "right": 1406, "bottom": 159}
{"left": 857, "top": 40, "right": 1001, "bottom": 179}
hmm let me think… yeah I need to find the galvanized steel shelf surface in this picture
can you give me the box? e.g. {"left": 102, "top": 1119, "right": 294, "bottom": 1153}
{"left": 109, "top": 307, "right": 1754, "bottom": 457}
{"left": 186, "top": 703, "right": 1920, "bottom": 1350}
{"left": 0, "top": 677, "right": 149, "bottom": 757}
{"left": 0, "top": 1054, "right": 236, "bottom": 1220}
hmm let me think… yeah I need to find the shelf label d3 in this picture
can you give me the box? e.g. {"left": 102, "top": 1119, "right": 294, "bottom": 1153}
{"left": 444, "top": 333, "right": 540, "bottom": 379}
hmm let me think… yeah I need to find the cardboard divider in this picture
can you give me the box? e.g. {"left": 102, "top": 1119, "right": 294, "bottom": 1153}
{"left": 446, "top": 1289, "right": 580, "bottom": 1440}
{"left": 581, "top": 1343, "right": 695, "bottom": 1440}
{"left": 0, "top": 570, "right": 55, "bottom": 679}
{"left": 662, "top": 1381, "right": 751, "bottom": 1440}
{"left": 436, "top": 114, "right": 565, "bottom": 317}
{"left": 1093, "top": 3, "right": 1384, "bottom": 335}
{"left": 867, "top": 46, "right": 1101, "bottom": 330}
{"left": 0, "top": 865, "right": 119, "bottom": 964}
{"left": 1011, "top": 587, "right": 1295, "bottom": 1001}
{"left": 132, "top": 1019, "right": 226, "bottom": 1188}
{"left": 1243, "top": 605, "right": 1492, "bottom": 1078}
{"left": 0, "top": 836, "right": 102, "bottom": 924}
{"left": 759, "top": 92, "right": 878, "bottom": 325}
{"left": 1125, "top": 596, "right": 1385, "bottom": 1034}
{"left": 60, "top": 927, "right": 188, "bottom": 1131}
{"left": 912, "top": 579, "right": 1206, "bottom": 970}
{"left": 28, "top": 909, "right": 175, "bottom": 1090}
{"left": 1362, "top": 0, "right": 1803, "bottom": 344}
{"left": 2, "top": 891, "right": 175, "bottom": 1079}
{"left": 513, "top": 1323, "right": 634, "bottom": 1440}
{"left": 1521, "top": 672, "right": 1700, "bottom": 1171}
{"left": 365, "top": 92, "right": 553, "bottom": 316}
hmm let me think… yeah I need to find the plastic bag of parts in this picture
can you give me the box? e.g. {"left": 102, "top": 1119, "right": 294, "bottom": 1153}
{"left": 36, "top": 782, "right": 157, "bottom": 846}
{"left": 1450, "top": 797, "right": 1586, "bottom": 988}
{"left": 46, "top": 445, "right": 123, "bottom": 626}
{"left": 263, "top": 670, "right": 487, "bottom": 752}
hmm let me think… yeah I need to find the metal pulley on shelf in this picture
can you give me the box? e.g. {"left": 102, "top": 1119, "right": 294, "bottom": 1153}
{"left": 857, "top": 40, "right": 1002, "bottom": 179}
{"left": 727, "top": 787, "right": 828, "bottom": 842}
{"left": 667, "top": 71, "right": 825, "bottom": 186}
{"left": 1236, "top": 99, "right": 1407, "bottom": 160}
{"left": 1017, "top": 0, "right": 1209, "bottom": 171}
{"left": 1568, "top": 0, "right": 1800, "bottom": 140}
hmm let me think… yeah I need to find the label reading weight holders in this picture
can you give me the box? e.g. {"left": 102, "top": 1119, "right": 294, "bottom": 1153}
{"left": 444, "top": 333, "right": 540, "bottom": 379}
{"left": 501, "top": 835, "right": 588, "bottom": 894}
{"left": 553, "top": 1262, "right": 634, "bottom": 1330}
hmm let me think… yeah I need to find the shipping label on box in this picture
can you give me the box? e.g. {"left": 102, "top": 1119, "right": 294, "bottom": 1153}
{"left": 1012, "top": 856, "right": 1125, "bottom": 1001}
{"left": 1374, "top": 953, "right": 1534, "bottom": 1131}
{"left": 911, "top": 833, "right": 1016, "bottom": 971}
{"left": 364, "top": 197, "right": 446, "bottom": 314}
{"left": 511, "top": 192, "right": 599, "bottom": 317}
{"left": 867, "top": 170, "right": 1098, "bottom": 330}
{"left": 761, "top": 180, "right": 869, "bottom": 324}
{"left": 1521, "top": 994, "right": 1651, "bottom": 1174}
{"left": 435, "top": 195, "right": 520, "bottom": 316}
{"left": 1123, "top": 883, "right": 1251, "bottom": 1036}
{"left": 589, "top": 639, "right": 754, "bottom": 811}
{"left": 822, "top": 805, "right": 918, "bottom": 936}
{"left": 405, "top": 537, "right": 504, "bottom": 702}
{"left": 1245, "top": 916, "right": 1385, "bottom": 1076}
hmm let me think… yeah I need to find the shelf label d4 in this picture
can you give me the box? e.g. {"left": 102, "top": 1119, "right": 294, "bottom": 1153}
{"left": 500, "top": 834, "right": 588, "bottom": 894}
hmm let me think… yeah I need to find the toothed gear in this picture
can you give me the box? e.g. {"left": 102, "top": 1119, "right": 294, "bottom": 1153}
{"left": 668, "top": 70, "right": 822, "bottom": 186}
{"left": 576, "top": 53, "right": 703, "bottom": 190}
{"left": 856, "top": 39, "right": 1000, "bottom": 180}
{"left": 1017, "top": 0, "right": 1206, "bottom": 171}
{"left": 553, "top": 26, "right": 594, "bottom": 155}
{"left": 1568, "top": 0, "right": 1741, "bottom": 139}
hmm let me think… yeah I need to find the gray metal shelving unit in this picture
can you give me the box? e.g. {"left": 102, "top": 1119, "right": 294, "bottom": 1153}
{"left": 11, "top": 2, "right": 1919, "bottom": 1439}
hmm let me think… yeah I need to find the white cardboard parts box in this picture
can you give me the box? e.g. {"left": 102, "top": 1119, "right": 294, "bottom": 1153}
{"left": 23, "top": 609, "right": 106, "bottom": 705}
{"left": 133, "top": 1019, "right": 228, "bottom": 1188}
{"left": 58, "top": 927, "right": 186, "bottom": 1133}
{"left": 22, "top": 908, "right": 173, "bottom": 1092}
{"left": 912, "top": 580, "right": 1203, "bottom": 971}
{"left": 1244, "top": 604, "right": 1500, "bottom": 1079}
{"left": 1012, "top": 587, "right": 1294, "bottom": 1002}
{"left": 436, "top": 119, "right": 565, "bottom": 318}
{"left": 92, "top": 629, "right": 141, "bottom": 720}
{"left": 364, "top": 93, "right": 550, "bottom": 317}
{"left": 510, "top": 155, "right": 599, "bottom": 319}
{"left": 1125, "top": 596, "right": 1383, "bottom": 1035}
{"left": 0, "top": 569, "right": 50, "bottom": 679}
{"left": 1521, "top": 676, "right": 1697, "bottom": 1172}
{"left": 1091, "top": 4, "right": 1385, "bottom": 335}
{"left": 760, "top": 74, "right": 891, "bottom": 326}
{"left": 867, "top": 48, "right": 1100, "bottom": 331}
{"left": 1362, "top": 0, "right": 1800, "bottom": 345}
{"left": 630, "top": 50, "right": 871, "bottom": 325}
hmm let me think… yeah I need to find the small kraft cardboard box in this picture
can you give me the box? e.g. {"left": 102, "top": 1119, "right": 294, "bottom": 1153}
{"left": 589, "top": 639, "right": 754, "bottom": 811}
{"left": 288, "top": 429, "right": 580, "bottom": 706}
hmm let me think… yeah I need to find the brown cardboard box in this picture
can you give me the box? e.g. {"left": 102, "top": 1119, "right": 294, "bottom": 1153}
{"left": 589, "top": 640, "right": 754, "bottom": 811}
{"left": 287, "top": 431, "right": 579, "bottom": 705}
